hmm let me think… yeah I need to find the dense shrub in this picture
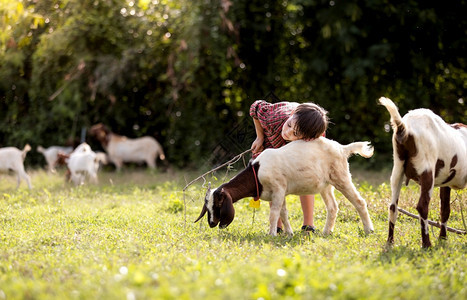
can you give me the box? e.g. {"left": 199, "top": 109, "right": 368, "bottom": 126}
{"left": 1, "top": 0, "right": 465, "bottom": 167}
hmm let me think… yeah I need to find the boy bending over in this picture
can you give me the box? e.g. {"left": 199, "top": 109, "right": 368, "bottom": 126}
{"left": 250, "top": 100, "right": 328, "bottom": 233}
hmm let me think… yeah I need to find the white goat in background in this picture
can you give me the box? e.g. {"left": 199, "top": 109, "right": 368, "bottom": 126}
{"left": 89, "top": 123, "right": 165, "bottom": 171}
{"left": 56, "top": 143, "right": 101, "bottom": 185}
{"left": 37, "top": 145, "right": 73, "bottom": 172}
{"left": 0, "top": 144, "right": 32, "bottom": 189}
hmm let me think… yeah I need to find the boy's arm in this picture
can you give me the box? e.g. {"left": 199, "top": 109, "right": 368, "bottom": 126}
{"left": 251, "top": 117, "right": 265, "bottom": 154}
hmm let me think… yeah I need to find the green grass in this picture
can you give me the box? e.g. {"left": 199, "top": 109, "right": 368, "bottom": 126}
{"left": 0, "top": 168, "right": 466, "bottom": 299}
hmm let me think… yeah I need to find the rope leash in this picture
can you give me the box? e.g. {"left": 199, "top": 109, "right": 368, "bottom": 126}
{"left": 397, "top": 207, "right": 466, "bottom": 235}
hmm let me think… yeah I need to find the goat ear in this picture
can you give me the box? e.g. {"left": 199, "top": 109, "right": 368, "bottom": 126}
{"left": 219, "top": 193, "right": 235, "bottom": 228}
{"left": 214, "top": 188, "right": 226, "bottom": 208}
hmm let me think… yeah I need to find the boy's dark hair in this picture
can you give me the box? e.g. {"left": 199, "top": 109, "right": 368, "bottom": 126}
{"left": 293, "top": 103, "right": 328, "bottom": 140}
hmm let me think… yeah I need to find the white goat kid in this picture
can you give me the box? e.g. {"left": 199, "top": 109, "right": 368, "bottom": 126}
{"left": 379, "top": 97, "right": 467, "bottom": 248}
{"left": 196, "top": 138, "right": 375, "bottom": 236}
{"left": 68, "top": 151, "right": 99, "bottom": 185}
{"left": 37, "top": 145, "right": 73, "bottom": 172}
{"left": 89, "top": 123, "right": 165, "bottom": 171}
{"left": 0, "top": 144, "right": 32, "bottom": 189}
{"left": 57, "top": 143, "right": 100, "bottom": 186}
{"left": 72, "top": 142, "right": 92, "bottom": 154}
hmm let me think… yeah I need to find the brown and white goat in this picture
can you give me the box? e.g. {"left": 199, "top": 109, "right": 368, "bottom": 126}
{"left": 0, "top": 144, "right": 32, "bottom": 189}
{"left": 195, "top": 138, "right": 375, "bottom": 236}
{"left": 37, "top": 145, "right": 73, "bottom": 172}
{"left": 379, "top": 97, "right": 467, "bottom": 248}
{"left": 89, "top": 123, "right": 165, "bottom": 171}
{"left": 55, "top": 143, "right": 102, "bottom": 185}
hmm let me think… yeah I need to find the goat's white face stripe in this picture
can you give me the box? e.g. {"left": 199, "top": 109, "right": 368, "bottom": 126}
{"left": 206, "top": 188, "right": 216, "bottom": 223}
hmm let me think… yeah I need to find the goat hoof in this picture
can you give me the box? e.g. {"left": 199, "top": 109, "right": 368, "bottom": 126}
{"left": 422, "top": 242, "right": 432, "bottom": 248}
{"left": 383, "top": 242, "right": 394, "bottom": 252}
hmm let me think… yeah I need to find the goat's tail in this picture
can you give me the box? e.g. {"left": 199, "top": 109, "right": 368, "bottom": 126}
{"left": 37, "top": 145, "right": 45, "bottom": 153}
{"left": 158, "top": 146, "right": 166, "bottom": 161}
{"left": 378, "top": 97, "right": 408, "bottom": 143}
{"left": 22, "top": 144, "right": 32, "bottom": 160}
{"left": 343, "top": 141, "right": 374, "bottom": 158}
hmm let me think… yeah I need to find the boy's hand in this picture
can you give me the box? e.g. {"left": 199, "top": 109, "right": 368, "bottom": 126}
{"left": 251, "top": 137, "right": 264, "bottom": 154}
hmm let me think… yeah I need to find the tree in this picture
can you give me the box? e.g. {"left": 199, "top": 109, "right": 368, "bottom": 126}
{"left": 0, "top": 0, "right": 465, "bottom": 168}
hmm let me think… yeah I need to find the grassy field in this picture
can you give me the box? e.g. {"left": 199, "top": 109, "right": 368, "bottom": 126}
{"left": 0, "top": 167, "right": 466, "bottom": 299}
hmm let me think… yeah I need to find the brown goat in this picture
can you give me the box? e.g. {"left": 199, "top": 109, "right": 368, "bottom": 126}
{"left": 89, "top": 123, "right": 165, "bottom": 171}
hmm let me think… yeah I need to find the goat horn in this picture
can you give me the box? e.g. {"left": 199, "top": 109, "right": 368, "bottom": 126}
{"left": 194, "top": 204, "right": 208, "bottom": 223}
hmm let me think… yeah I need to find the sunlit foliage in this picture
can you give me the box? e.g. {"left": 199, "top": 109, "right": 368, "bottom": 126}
{"left": 1, "top": 0, "right": 465, "bottom": 167}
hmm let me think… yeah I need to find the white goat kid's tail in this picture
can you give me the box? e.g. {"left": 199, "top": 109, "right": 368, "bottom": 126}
{"left": 22, "top": 144, "right": 31, "bottom": 161}
{"left": 37, "top": 145, "right": 45, "bottom": 154}
{"left": 342, "top": 141, "right": 374, "bottom": 158}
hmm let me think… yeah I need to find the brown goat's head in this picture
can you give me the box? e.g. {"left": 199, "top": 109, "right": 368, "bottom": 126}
{"left": 55, "top": 152, "right": 70, "bottom": 166}
{"left": 89, "top": 123, "right": 111, "bottom": 145}
{"left": 194, "top": 184, "right": 235, "bottom": 229}
{"left": 55, "top": 152, "right": 71, "bottom": 181}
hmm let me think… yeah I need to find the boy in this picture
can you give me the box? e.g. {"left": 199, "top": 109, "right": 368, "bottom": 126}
{"left": 250, "top": 100, "right": 328, "bottom": 233}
